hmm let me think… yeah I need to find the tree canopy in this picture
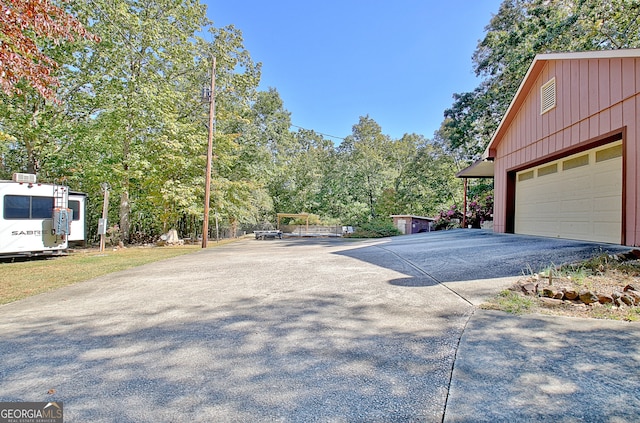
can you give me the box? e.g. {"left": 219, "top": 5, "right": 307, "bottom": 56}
{"left": 441, "top": 0, "right": 640, "bottom": 160}
{"left": 1, "top": 0, "right": 637, "bottom": 242}
{"left": 0, "top": 0, "right": 99, "bottom": 101}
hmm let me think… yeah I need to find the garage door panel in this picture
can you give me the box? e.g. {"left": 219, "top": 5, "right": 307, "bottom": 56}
{"left": 559, "top": 199, "right": 592, "bottom": 212}
{"left": 563, "top": 223, "right": 591, "bottom": 238}
{"left": 517, "top": 219, "right": 560, "bottom": 237}
{"left": 563, "top": 186, "right": 592, "bottom": 199}
{"left": 562, "top": 176, "right": 590, "bottom": 192}
{"left": 593, "top": 223, "right": 621, "bottom": 242}
{"left": 534, "top": 200, "right": 561, "bottom": 211}
{"left": 592, "top": 196, "right": 622, "bottom": 213}
{"left": 592, "top": 171, "right": 621, "bottom": 190}
{"left": 592, "top": 212, "right": 621, "bottom": 224}
{"left": 515, "top": 141, "right": 622, "bottom": 244}
{"left": 522, "top": 189, "right": 563, "bottom": 200}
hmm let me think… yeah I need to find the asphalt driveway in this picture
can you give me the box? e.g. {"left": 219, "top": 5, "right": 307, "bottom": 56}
{"left": 0, "top": 230, "right": 637, "bottom": 422}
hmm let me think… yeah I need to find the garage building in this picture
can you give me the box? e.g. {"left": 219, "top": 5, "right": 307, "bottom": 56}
{"left": 458, "top": 49, "right": 640, "bottom": 246}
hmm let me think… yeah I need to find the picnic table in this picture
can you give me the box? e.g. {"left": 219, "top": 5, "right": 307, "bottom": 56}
{"left": 254, "top": 230, "right": 283, "bottom": 240}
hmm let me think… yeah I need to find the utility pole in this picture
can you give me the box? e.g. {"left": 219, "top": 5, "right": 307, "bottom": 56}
{"left": 202, "top": 57, "right": 216, "bottom": 248}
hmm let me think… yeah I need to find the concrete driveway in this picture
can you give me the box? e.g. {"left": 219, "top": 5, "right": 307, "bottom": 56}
{"left": 0, "top": 230, "right": 637, "bottom": 422}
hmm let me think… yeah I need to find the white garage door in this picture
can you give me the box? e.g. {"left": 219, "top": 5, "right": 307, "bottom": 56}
{"left": 515, "top": 140, "right": 622, "bottom": 243}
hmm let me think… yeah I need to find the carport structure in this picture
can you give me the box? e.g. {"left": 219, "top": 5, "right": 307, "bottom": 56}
{"left": 459, "top": 49, "right": 640, "bottom": 247}
{"left": 276, "top": 213, "right": 309, "bottom": 231}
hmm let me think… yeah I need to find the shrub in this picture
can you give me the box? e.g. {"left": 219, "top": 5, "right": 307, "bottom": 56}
{"left": 466, "top": 194, "right": 494, "bottom": 228}
{"left": 349, "top": 220, "right": 401, "bottom": 238}
{"left": 434, "top": 204, "right": 463, "bottom": 230}
{"left": 434, "top": 194, "right": 494, "bottom": 230}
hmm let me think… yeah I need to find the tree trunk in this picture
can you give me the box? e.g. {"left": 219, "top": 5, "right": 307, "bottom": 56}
{"left": 120, "top": 190, "right": 130, "bottom": 243}
{"left": 231, "top": 217, "right": 238, "bottom": 238}
{"left": 26, "top": 143, "right": 38, "bottom": 174}
{"left": 367, "top": 175, "right": 376, "bottom": 218}
{"left": 120, "top": 131, "right": 131, "bottom": 243}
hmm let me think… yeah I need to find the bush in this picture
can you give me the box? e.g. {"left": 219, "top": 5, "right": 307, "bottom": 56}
{"left": 434, "top": 194, "right": 494, "bottom": 230}
{"left": 348, "top": 220, "right": 401, "bottom": 238}
{"left": 466, "top": 194, "right": 493, "bottom": 228}
{"left": 434, "top": 204, "right": 463, "bottom": 230}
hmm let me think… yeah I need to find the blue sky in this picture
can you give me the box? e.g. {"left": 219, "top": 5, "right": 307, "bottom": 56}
{"left": 203, "top": 1, "right": 503, "bottom": 141}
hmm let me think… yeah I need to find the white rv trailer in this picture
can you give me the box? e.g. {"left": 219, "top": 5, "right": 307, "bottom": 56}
{"left": 0, "top": 173, "right": 79, "bottom": 257}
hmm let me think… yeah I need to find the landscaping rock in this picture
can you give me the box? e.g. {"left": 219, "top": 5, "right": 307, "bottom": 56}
{"left": 540, "top": 287, "right": 564, "bottom": 299}
{"left": 564, "top": 290, "right": 579, "bottom": 300}
{"left": 627, "top": 291, "right": 640, "bottom": 305}
{"left": 157, "top": 229, "right": 184, "bottom": 246}
{"left": 620, "top": 295, "right": 635, "bottom": 306}
{"left": 597, "top": 294, "right": 613, "bottom": 304}
{"left": 521, "top": 283, "right": 538, "bottom": 296}
{"left": 629, "top": 249, "right": 640, "bottom": 259}
{"left": 579, "top": 290, "right": 599, "bottom": 304}
{"left": 617, "top": 250, "right": 640, "bottom": 261}
{"left": 539, "top": 297, "right": 564, "bottom": 307}
{"left": 623, "top": 284, "right": 638, "bottom": 292}
{"left": 505, "top": 255, "right": 640, "bottom": 318}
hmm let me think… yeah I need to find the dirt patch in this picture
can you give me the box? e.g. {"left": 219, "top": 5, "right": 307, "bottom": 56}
{"left": 482, "top": 251, "right": 640, "bottom": 321}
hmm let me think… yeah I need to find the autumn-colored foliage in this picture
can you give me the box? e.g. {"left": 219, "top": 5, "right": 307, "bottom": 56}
{"left": 0, "top": 0, "right": 98, "bottom": 101}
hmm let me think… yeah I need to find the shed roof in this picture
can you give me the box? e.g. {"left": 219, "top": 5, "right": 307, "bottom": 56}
{"left": 390, "top": 215, "right": 435, "bottom": 221}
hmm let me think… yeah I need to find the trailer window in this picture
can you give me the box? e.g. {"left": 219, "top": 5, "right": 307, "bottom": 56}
{"left": 4, "top": 195, "right": 30, "bottom": 218}
{"left": 32, "top": 196, "right": 54, "bottom": 218}
{"left": 69, "top": 200, "right": 80, "bottom": 221}
{"left": 3, "top": 195, "right": 54, "bottom": 219}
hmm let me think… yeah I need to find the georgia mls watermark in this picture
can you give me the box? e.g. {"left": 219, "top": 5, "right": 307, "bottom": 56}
{"left": 0, "top": 402, "right": 63, "bottom": 423}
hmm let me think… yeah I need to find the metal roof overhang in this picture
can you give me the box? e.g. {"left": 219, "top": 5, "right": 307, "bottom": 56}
{"left": 390, "top": 214, "right": 435, "bottom": 221}
{"left": 456, "top": 158, "right": 495, "bottom": 178}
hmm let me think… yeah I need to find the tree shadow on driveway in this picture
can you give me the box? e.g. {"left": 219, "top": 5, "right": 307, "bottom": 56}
{"left": 331, "top": 231, "right": 640, "bottom": 421}
{"left": 445, "top": 310, "right": 640, "bottom": 422}
{"left": 0, "top": 291, "right": 465, "bottom": 422}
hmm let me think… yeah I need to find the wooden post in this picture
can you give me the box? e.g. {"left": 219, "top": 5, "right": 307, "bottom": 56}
{"left": 462, "top": 178, "right": 468, "bottom": 229}
{"left": 215, "top": 210, "right": 219, "bottom": 242}
{"left": 202, "top": 57, "right": 216, "bottom": 248}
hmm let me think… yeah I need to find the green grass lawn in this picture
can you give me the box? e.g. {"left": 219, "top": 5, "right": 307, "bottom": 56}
{"left": 0, "top": 242, "right": 234, "bottom": 305}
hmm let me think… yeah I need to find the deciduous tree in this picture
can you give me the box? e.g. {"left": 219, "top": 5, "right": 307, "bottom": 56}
{"left": 442, "top": 0, "right": 640, "bottom": 160}
{"left": 338, "top": 116, "right": 395, "bottom": 221}
{"left": 0, "top": 0, "right": 98, "bottom": 101}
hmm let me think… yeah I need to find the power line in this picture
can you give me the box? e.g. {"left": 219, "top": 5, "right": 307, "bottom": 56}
{"left": 290, "top": 124, "right": 346, "bottom": 141}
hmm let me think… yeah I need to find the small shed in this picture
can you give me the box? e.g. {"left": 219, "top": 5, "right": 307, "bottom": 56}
{"left": 391, "top": 215, "right": 434, "bottom": 235}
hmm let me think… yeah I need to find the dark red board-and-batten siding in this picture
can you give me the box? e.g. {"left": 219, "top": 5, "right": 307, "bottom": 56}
{"left": 491, "top": 54, "right": 639, "bottom": 246}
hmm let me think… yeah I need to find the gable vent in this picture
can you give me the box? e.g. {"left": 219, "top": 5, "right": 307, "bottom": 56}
{"left": 541, "top": 77, "right": 556, "bottom": 114}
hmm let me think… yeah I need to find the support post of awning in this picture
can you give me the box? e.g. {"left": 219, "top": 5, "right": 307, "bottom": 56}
{"left": 462, "top": 178, "right": 468, "bottom": 228}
